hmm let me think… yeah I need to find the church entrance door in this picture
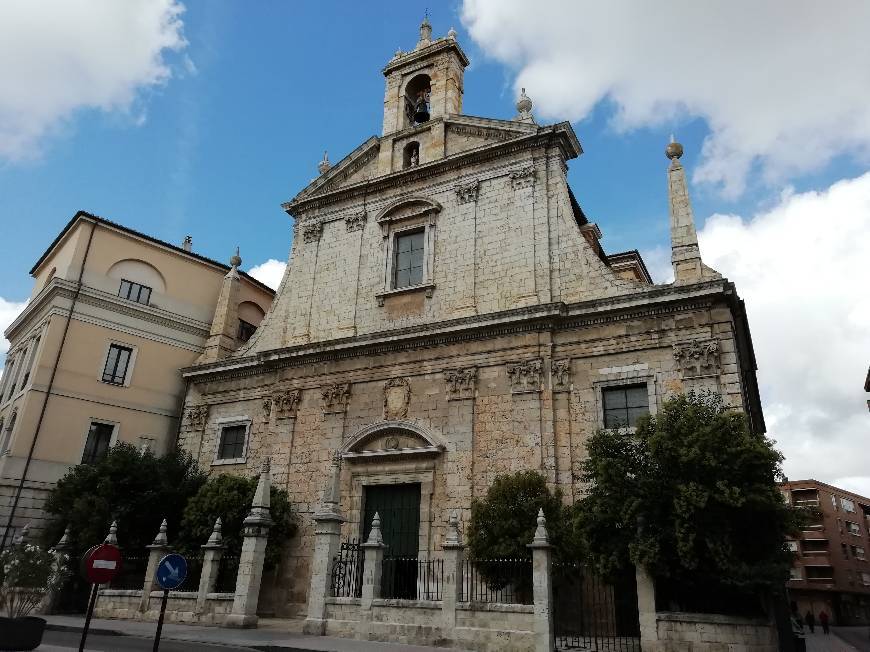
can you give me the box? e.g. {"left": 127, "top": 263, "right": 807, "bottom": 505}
{"left": 362, "top": 483, "right": 421, "bottom": 599}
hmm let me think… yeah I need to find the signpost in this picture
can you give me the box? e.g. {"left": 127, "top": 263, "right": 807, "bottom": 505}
{"left": 152, "top": 553, "right": 187, "bottom": 652}
{"left": 79, "top": 543, "right": 122, "bottom": 652}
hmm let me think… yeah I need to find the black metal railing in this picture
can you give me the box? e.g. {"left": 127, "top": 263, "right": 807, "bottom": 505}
{"left": 461, "top": 558, "right": 533, "bottom": 604}
{"left": 214, "top": 556, "right": 239, "bottom": 594}
{"left": 382, "top": 557, "right": 443, "bottom": 600}
{"left": 109, "top": 555, "right": 148, "bottom": 590}
{"left": 174, "top": 554, "right": 203, "bottom": 592}
{"left": 330, "top": 539, "right": 363, "bottom": 598}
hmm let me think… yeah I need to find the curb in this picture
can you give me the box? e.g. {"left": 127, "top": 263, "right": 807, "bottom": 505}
{"left": 45, "top": 623, "right": 130, "bottom": 637}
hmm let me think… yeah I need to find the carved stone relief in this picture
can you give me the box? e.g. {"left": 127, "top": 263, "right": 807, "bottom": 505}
{"left": 383, "top": 377, "right": 411, "bottom": 420}
{"left": 507, "top": 359, "right": 543, "bottom": 393}
{"left": 273, "top": 389, "right": 301, "bottom": 418}
{"left": 445, "top": 367, "right": 476, "bottom": 400}
{"left": 302, "top": 221, "right": 323, "bottom": 243}
{"left": 345, "top": 211, "right": 367, "bottom": 232}
{"left": 262, "top": 397, "right": 273, "bottom": 419}
{"left": 321, "top": 383, "right": 351, "bottom": 414}
{"left": 186, "top": 405, "right": 209, "bottom": 430}
{"left": 455, "top": 180, "right": 479, "bottom": 204}
{"left": 551, "top": 359, "right": 571, "bottom": 390}
{"left": 673, "top": 339, "right": 721, "bottom": 378}
{"left": 509, "top": 165, "right": 536, "bottom": 190}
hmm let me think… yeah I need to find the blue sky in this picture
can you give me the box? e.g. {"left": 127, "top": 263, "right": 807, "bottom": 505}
{"left": 1, "top": 1, "right": 869, "bottom": 493}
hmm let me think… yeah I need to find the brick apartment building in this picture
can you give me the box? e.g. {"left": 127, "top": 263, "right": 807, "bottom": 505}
{"left": 780, "top": 479, "right": 870, "bottom": 624}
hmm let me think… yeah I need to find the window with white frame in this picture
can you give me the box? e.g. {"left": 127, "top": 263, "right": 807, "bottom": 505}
{"left": 789, "top": 567, "right": 803, "bottom": 581}
{"left": 831, "top": 494, "right": 838, "bottom": 509}
{"left": 841, "top": 497, "right": 856, "bottom": 512}
{"left": 101, "top": 343, "right": 133, "bottom": 385}
{"left": 118, "top": 279, "right": 152, "bottom": 305}
{"left": 375, "top": 198, "right": 440, "bottom": 303}
{"left": 20, "top": 336, "right": 40, "bottom": 388}
{"left": 602, "top": 384, "right": 649, "bottom": 429}
{"left": 214, "top": 420, "right": 250, "bottom": 464}
{"left": 851, "top": 545, "right": 865, "bottom": 560}
{"left": 846, "top": 521, "right": 861, "bottom": 536}
{"left": 785, "top": 541, "right": 799, "bottom": 552}
{"left": 82, "top": 421, "right": 115, "bottom": 464}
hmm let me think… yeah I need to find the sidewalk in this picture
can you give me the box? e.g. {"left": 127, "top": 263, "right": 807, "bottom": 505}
{"left": 43, "top": 615, "right": 469, "bottom": 652}
{"left": 805, "top": 629, "right": 860, "bottom": 652}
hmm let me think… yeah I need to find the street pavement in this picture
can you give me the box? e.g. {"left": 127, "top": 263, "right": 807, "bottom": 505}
{"left": 804, "top": 628, "right": 866, "bottom": 652}
{"left": 831, "top": 627, "right": 870, "bottom": 652}
{"left": 41, "top": 615, "right": 469, "bottom": 652}
{"left": 38, "top": 629, "right": 259, "bottom": 651}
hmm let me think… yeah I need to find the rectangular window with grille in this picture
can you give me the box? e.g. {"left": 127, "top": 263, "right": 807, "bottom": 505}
{"left": 217, "top": 424, "right": 247, "bottom": 461}
{"left": 118, "top": 279, "right": 152, "bottom": 305}
{"left": 847, "top": 521, "right": 861, "bottom": 536}
{"left": 102, "top": 344, "right": 133, "bottom": 385}
{"left": 602, "top": 384, "right": 649, "bottom": 428}
{"left": 82, "top": 422, "right": 114, "bottom": 464}
{"left": 392, "top": 230, "right": 424, "bottom": 289}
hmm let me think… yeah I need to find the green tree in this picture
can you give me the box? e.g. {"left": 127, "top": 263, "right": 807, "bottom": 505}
{"left": 41, "top": 443, "right": 206, "bottom": 558}
{"left": 177, "top": 474, "right": 296, "bottom": 569}
{"left": 573, "top": 391, "right": 800, "bottom": 605}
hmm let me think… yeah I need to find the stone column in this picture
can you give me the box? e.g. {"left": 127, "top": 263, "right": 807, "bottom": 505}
{"left": 140, "top": 518, "right": 169, "bottom": 613}
{"left": 42, "top": 525, "right": 72, "bottom": 614}
{"left": 441, "top": 510, "right": 464, "bottom": 630}
{"left": 224, "top": 458, "right": 272, "bottom": 628}
{"left": 635, "top": 565, "right": 659, "bottom": 652}
{"left": 304, "top": 453, "right": 345, "bottom": 636}
{"left": 527, "top": 509, "right": 554, "bottom": 652}
{"left": 196, "top": 517, "right": 226, "bottom": 614}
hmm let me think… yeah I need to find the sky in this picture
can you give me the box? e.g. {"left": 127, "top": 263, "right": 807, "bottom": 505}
{"left": 0, "top": 1, "right": 868, "bottom": 494}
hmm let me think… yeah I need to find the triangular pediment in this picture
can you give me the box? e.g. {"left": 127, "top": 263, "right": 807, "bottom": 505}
{"left": 290, "top": 136, "right": 381, "bottom": 204}
{"left": 443, "top": 114, "right": 538, "bottom": 157}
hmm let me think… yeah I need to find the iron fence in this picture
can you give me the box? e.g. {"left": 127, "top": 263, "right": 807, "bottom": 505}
{"left": 330, "top": 539, "right": 363, "bottom": 598}
{"left": 109, "top": 554, "right": 148, "bottom": 590}
{"left": 382, "top": 557, "right": 443, "bottom": 600}
{"left": 460, "top": 558, "right": 533, "bottom": 604}
{"left": 174, "top": 555, "right": 203, "bottom": 592}
{"left": 214, "top": 555, "right": 239, "bottom": 594}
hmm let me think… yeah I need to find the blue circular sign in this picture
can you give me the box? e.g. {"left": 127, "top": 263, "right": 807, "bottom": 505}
{"left": 155, "top": 553, "right": 188, "bottom": 591}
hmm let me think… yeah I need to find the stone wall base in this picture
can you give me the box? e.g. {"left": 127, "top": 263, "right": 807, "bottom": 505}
{"left": 94, "top": 589, "right": 234, "bottom": 626}
{"left": 654, "top": 611, "right": 778, "bottom": 652}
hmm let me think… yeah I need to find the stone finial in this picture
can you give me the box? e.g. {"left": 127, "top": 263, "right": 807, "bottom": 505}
{"left": 318, "top": 151, "right": 331, "bottom": 175}
{"left": 104, "top": 520, "right": 119, "bottom": 546}
{"left": 447, "top": 26, "right": 457, "bottom": 40}
{"left": 445, "top": 509, "right": 462, "bottom": 547}
{"left": 229, "top": 246, "right": 242, "bottom": 268}
{"left": 515, "top": 88, "right": 534, "bottom": 122}
{"left": 665, "top": 133, "right": 683, "bottom": 162}
{"left": 206, "top": 517, "right": 223, "bottom": 546}
{"left": 13, "top": 523, "right": 30, "bottom": 546}
{"left": 252, "top": 457, "right": 271, "bottom": 510}
{"left": 182, "top": 235, "right": 192, "bottom": 252}
{"left": 532, "top": 508, "right": 549, "bottom": 545}
{"left": 55, "top": 524, "right": 72, "bottom": 550}
{"left": 418, "top": 14, "right": 432, "bottom": 48}
{"left": 152, "top": 518, "right": 169, "bottom": 546}
{"left": 319, "top": 450, "right": 342, "bottom": 512}
{"left": 243, "top": 457, "right": 273, "bottom": 529}
{"left": 366, "top": 512, "right": 384, "bottom": 545}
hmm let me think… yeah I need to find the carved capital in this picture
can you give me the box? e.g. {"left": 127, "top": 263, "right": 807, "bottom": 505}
{"left": 445, "top": 367, "right": 477, "bottom": 400}
{"left": 262, "top": 396, "right": 273, "bottom": 419}
{"left": 454, "top": 180, "right": 479, "bottom": 204}
{"left": 552, "top": 359, "right": 571, "bottom": 390}
{"left": 321, "top": 383, "right": 351, "bottom": 414}
{"left": 383, "top": 377, "right": 411, "bottom": 420}
{"left": 672, "top": 339, "right": 721, "bottom": 378}
{"left": 509, "top": 164, "right": 536, "bottom": 190}
{"left": 302, "top": 221, "right": 322, "bottom": 243}
{"left": 185, "top": 405, "right": 209, "bottom": 430}
{"left": 507, "top": 358, "right": 543, "bottom": 393}
{"left": 345, "top": 211, "right": 367, "bottom": 232}
{"left": 274, "top": 389, "right": 301, "bottom": 418}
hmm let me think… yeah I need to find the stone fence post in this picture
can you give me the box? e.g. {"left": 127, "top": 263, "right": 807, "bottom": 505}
{"left": 361, "top": 512, "right": 386, "bottom": 610}
{"left": 528, "top": 508, "right": 554, "bottom": 652}
{"left": 41, "top": 525, "right": 71, "bottom": 614}
{"left": 304, "top": 453, "right": 345, "bottom": 636}
{"left": 140, "top": 519, "right": 169, "bottom": 613}
{"left": 197, "top": 517, "right": 226, "bottom": 614}
{"left": 225, "top": 458, "right": 272, "bottom": 628}
{"left": 635, "top": 565, "right": 659, "bottom": 652}
{"left": 441, "top": 510, "right": 464, "bottom": 630}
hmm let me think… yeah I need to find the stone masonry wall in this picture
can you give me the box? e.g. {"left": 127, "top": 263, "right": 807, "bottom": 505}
{"left": 655, "top": 612, "right": 777, "bottom": 652}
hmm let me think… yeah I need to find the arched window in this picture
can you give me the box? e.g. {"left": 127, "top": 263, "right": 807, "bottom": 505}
{"left": 403, "top": 141, "right": 420, "bottom": 169}
{"left": 237, "top": 301, "right": 266, "bottom": 342}
{"left": 404, "top": 74, "right": 431, "bottom": 127}
{"left": 107, "top": 259, "right": 166, "bottom": 305}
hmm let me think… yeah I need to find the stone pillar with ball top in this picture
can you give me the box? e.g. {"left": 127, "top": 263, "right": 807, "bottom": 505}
{"left": 528, "top": 508, "right": 555, "bottom": 652}
{"left": 224, "top": 458, "right": 272, "bottom": 628}
{"left": 197, "top": 517, "right": 226, "bottom": 614}
{"left": 140, "top": 518, "right": 169, "bottom": 613}
{"left": 42, "top": 525, "right": 72, "bottom": 614}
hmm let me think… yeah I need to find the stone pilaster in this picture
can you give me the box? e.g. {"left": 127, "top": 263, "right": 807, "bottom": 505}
{"left": 140, "top": 518, "right": 169, "bottom": 613}
{"left": 441, "top": 511, "right": 464, "bottom": 630}
{"left": 225, "top": 458, "right": 272, "bottom": 628}
{"left": 197, "top": 517, "right": 226, "bottom": 614}
{"left": 528, "top": 509, "right": 554, "bottom": 652}
{"left": 304, "top": 454, "right": 345, "bottom": 635}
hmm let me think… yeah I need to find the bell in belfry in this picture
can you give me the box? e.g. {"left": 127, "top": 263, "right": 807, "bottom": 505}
{"left": 413, "top": 91, "right": 430, "bottom": 123}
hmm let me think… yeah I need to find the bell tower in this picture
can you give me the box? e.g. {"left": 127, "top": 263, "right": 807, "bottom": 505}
{"left": 381, "top": 18, "right": 469, "bottom": 136}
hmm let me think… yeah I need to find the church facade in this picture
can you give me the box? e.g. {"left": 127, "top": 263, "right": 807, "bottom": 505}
{"left": 178, "top": 21, "right": 764, "bottom": 617}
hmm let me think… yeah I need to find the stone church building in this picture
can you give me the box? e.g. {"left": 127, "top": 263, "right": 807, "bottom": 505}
{"left": 177, "top": 21, "right": 764, "bottom": 617}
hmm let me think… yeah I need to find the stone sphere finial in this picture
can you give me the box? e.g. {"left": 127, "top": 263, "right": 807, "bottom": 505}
{"left": 516, "top": 87, "right": 533, "bottom": 115}
{"left": 230, "top": 246, "right": 242, "bottom": 268}
{"left": 666, "top": 134, "right": 683, "bottom": 160}
{"left": 318, "top": 150, "right": 331, "bottom": 175}
{"left": 447, "top": 26, "right": 457, "bottom": 40}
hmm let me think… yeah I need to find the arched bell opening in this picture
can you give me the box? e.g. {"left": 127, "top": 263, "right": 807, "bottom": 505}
{"left": 404, "top": 74, "right": 431, "bottom": 127}
{"left": 402, "top": 141, "right": 420, "bottom": 169}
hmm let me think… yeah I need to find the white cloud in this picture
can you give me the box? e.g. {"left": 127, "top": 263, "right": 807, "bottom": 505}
{"left": 686, "top": 174, "right": 870, "bottom": 491}
{"left": 247, "top": 259, "right": 286, "bottom": 291}
{"left": 461, "top": 0, "right": 870, "bottom": 197}
{"left": 0, "top": 297, "right": 28, "bottom": 370}
{"left": 0, "top": 0, "right": 188, "bottom": 161}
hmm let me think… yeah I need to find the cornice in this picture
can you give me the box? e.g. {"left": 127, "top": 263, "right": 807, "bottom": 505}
{"left": 382, "top": 38, "right": 470, "bottom": 75}
{"left": 182, "top": 280, "right": 733, "bottom": 383}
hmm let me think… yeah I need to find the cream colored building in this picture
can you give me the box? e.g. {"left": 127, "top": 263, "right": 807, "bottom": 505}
{"left": 0, "top": 211, "right": 273, "bottom": 545}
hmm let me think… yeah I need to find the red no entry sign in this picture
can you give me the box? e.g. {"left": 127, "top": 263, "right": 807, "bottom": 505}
{"left": 82, "top": 544, "right": 123, "bottom": 584}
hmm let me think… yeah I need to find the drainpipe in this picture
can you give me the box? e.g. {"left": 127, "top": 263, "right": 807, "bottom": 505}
{"left": 0, "top": 220, "right": 97, "bottom": 550}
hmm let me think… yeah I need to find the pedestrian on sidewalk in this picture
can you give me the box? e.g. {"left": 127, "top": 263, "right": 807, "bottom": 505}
{"left": 818, "top": 610, "right": 830, "bottom": 634}
{"left": 805, "top": 610, "right": 815, "bottom": 634}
